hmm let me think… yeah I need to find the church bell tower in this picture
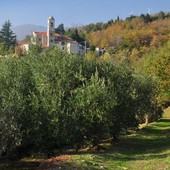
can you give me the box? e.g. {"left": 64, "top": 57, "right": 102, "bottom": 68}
{"left": 47, "top": 16, "right": 55, "bottom": 47}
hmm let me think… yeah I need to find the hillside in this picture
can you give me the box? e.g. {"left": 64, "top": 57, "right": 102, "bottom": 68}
{"left": 12, "top": 24, "right": 46, "bottom": 41}
{"left": 87, "top": 17, "right": 170, "bottom": 50}
{"left": 0, "top": 11, "right": 169, "bottom": 170}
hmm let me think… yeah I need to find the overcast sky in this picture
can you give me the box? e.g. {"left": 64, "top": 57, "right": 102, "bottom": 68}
{"left": 0, "top": 0, "right": 170, "bottom": 28}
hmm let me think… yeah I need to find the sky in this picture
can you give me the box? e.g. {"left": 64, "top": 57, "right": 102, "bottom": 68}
{"left": 0, "top": 0, "right": 170, "bottom": 28}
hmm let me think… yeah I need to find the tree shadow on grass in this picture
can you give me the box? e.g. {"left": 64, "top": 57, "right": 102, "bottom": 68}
{"left": 1, "top": 118, "right": 170, "bottom": 170}
{"left": 0, "top": 155, "right": 80, "bottom": 170}
{"left": 68, "top": 118, "right": 170, "bottom": 169}
{"left": 0, "top": 158, "right": 41, "bottom": 170}
{"left": 88, "top": 118, "right": 170, "bottom": 164}
{"left": 116, "top": 127, "right": 170, "bottom": 154}
{"left": 157, "top": 119, "right": 170, "bottom": 123}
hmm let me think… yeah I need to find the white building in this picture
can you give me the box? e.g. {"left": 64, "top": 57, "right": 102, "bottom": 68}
{"left": 67, "top": 42, "right": 85, "bottom": 55}
{"left": 95, "top": 47, "right": 106, "bottom": 56}
{"left": 30, "top": 16, "right": 85, "bottom": 55}
{"left": 19, "top": 42, "right": 30, "bottom": 54}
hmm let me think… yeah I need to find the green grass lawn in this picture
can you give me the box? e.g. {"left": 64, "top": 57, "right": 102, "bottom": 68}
{"left": 1, "top": 107, "right": 170, "bottom": 170}
{"left": 70, "top": 107, "right": 170, "bottom": 170}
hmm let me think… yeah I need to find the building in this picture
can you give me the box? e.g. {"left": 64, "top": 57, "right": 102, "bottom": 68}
{"left": 18, "top": 41, "right": 31, "bottom": 54}
{"left": 30, "top": 16, "right": 85, "bottom": 55}
{"left": 20, "top": 43, "right": 30, "bottom": 54}
{"left": 95, "top": 47, "right": 106, "bottom": 56}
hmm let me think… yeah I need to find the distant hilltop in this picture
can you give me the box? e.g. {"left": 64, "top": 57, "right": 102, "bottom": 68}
{"left": 12, "top": 24, "right": 46, "bottom": 41}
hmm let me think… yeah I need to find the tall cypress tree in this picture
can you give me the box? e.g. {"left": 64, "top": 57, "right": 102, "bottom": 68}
{"left": 0, "top": 20, "right": 17, "bottom": 52}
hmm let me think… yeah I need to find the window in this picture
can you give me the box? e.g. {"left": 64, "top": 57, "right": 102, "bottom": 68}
{"left": 50, "top": 22, "right": 53, "bottom": 27}
{"left": 51, "top": 39, "right": 53, "bottom": 42}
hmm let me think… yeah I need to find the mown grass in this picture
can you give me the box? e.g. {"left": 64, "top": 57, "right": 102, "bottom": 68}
{"left": 70, "top": 107, "right": 170, "bottom": 170}
{"left": 0, "top": 107, "right": 170, "bottom": 170}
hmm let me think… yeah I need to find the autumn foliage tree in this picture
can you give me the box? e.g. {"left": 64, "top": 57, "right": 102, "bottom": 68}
{"left": 143, "top": 41, "right": 170, "bottom": 106}
{"left": 88, "top": 16, "right": 170, "bottom": 54}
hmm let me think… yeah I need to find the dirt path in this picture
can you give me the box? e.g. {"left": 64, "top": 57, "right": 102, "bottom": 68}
{"left": 37, "top": 155, "right": 78, "bottom": 170}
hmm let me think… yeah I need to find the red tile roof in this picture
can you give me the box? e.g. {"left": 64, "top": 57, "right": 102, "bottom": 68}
{"left": 35, "top": 32, "right": 47, "bottom": 36}
{"left": 64, "top": 36, "right": 73, "bottom": 41}
{"left": 34, "top": 32, "right": 73, "bottom": 41}
{"left": 53, "top": 33, "right": 61, "bottom": 37}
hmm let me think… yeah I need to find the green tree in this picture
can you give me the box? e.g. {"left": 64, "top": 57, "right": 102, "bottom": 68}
{"left": 115, "top": 16, "right": 120, "bottom": 22}
{"left": 28, "top": 44, "right": 42, "bottom": 56}
{"left": 90, "top": 45, "right": 96, "bottom": 51}
{"left": 140, "top": 13, "right": 152, "bottom": 23}
{"left": 158, "top": 11, "right": 165, "bottom": 19}
{"left": 0, "top": 20, "right": 16, "bottom": 54}
{"left": 55, "top": 23, "right": 65, "bottom": 35}
{"left": 65, "top": 28, "right": 84, "bottom": 43}
{"left": 0, "top": 47, "right": 159, "bottom": 158}
{"left": 71, "top": 29, "right": 84, "bottom": 43}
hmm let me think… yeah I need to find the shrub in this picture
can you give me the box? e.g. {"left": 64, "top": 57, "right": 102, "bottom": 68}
{"left": 0, "top": 48, "right": 158, "bottom": 157}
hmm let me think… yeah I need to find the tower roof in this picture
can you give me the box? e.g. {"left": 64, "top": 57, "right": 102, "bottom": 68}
{"left": 48, "top": 16, "right": 54, "bottom": 20}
